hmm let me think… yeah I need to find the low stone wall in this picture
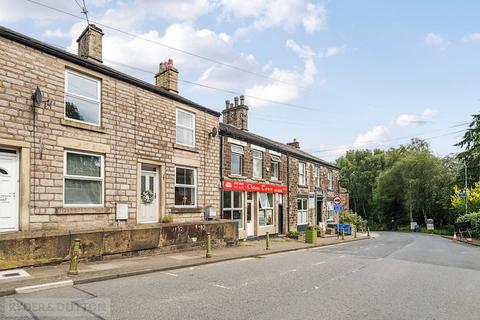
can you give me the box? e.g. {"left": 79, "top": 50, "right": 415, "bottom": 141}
{"left": 0, "top": 220, "right": 238, "bottom": 270}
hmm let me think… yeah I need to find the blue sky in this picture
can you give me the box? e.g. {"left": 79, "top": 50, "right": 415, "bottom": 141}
{"left": 1, "top": 0, "right": 479, "bottom": 161}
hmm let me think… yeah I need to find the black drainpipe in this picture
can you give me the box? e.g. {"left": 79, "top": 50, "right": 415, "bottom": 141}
{"left": 286, "top": 154, "right": 290, "bottom": 233}
{"left": 219, "top": 134, "right": 225, "bottom": 219}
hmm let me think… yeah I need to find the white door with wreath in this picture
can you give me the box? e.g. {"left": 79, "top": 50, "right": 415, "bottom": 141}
{"left": 139, "top": 165, "right": 159, "bottom": 223}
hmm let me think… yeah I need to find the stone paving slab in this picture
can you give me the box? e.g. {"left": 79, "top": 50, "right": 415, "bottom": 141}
{"left": 0, "top": 234, "right": 370, "bottom": 296}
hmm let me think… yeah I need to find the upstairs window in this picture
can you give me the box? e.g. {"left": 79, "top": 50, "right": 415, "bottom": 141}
{"left": 298, "top": 162, "right": 306, "bottom": 186}
{"left": 176, "top": 109, "right": 195, "bottom": 147}
{"left": 65, "top": 70, "right": 101, "bottom": 126}
{"left": 252, "top": 150, "right": 263, "bottom": 178}
{"left": 231, "top": 145, "right": 244, "bottom": 175}
{"left": 328, "top": 170, "right": 333, "bottom": 190}
{"left": 271, "top": 155, "right": 280, "bottom": 180}
{"left": 315, "top": 166, "right": 321, "bottom": 187}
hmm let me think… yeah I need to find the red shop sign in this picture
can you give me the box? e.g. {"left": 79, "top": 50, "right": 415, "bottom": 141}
{"left": 223, "top": 180, "right": 288, "bottom": 194}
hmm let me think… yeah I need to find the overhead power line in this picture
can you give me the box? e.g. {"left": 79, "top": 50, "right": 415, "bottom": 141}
{"left": 26, "top": 0, "right": 296, "bottom": 87}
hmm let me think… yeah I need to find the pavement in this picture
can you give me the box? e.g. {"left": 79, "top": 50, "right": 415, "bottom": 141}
{"left": 3, "top": 232, "right": 479, "bottom": 320}
{"left": 0, "top": 232, "right": 369, "bottom": 297}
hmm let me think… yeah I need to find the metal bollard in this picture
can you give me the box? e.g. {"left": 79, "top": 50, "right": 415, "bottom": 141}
{"left": 342, "top": 228, "right": 345, "bottom": 240}
{"left": 354, "top": 226, "right": 357, "bottom": 238}
{"left": 367, "top": 227, "right": 370, "bottom": 237}
{"left": 206, "top": 232, "right": 212, "bottom": 258}
{"left": 68, "top": 238, "right": 81, "bottom": 275}
{"left": 337, "top": 225, "right": 339, "bottom": 240}
{"left": 266, "top": 232, "right": 270, "bottom": 250}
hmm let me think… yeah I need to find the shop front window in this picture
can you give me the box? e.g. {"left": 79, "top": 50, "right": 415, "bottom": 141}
{"left": 259, "top": 192, "right": 274, "bottom": 226}
{"left": 223, "top": 191, "right": 243, "bottom": 228}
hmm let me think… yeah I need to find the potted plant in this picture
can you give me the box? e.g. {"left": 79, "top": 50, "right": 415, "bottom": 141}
{"left": 162, "top": 213, "right": 173, "bottom": 224}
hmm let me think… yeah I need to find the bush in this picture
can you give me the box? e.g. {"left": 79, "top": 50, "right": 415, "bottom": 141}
{"left": 456, "top": 212, "right": 480, "bottom": 238}
{"left": 340, "top": 211, "right": 367, "bottom": 231}
{"left": 286, "top": 231, "right": 300, "bottom": 239}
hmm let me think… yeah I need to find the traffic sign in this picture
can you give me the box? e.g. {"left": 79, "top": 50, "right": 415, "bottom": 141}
{"left": 334, "top": 204, "right": 343, "bottom": 211}
{"left": 458, "top": 192, "right": 466, "bottom": 198}
{"left": 333, "top": 195, "right": 341, "bottom": 205}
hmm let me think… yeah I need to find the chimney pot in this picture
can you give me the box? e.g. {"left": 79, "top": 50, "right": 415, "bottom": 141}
{"left": 225, "top": 100, "right": 230, "bottom": 109}
{"left": 154, "top": 58, "right": 179, "bottom": 93}
{"left": 240, "top": 95, "right": 245, "bottom": 105}
{"left": 234, "top": 96, "right": 239, "bottom": 107}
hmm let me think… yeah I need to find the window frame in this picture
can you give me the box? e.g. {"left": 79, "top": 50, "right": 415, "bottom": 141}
{"left": 297, "top": 198, "right": 308, "bottom": 225}
{"left": 252, "top": 150, "right": 263, "bottom": 179}
{"left": 176, "top": 108, "right": 196, "bottom": 148}
{"left": 315, "top": 166, "right": 321, "bottom": 188}
{"left": 174, "top": 166, "right": 197, "bottom": 208}
{"left": 230, "top": 144, "right": 244, "bottom": 176}
{"left": 63, "top": 150, "right": 104, "bottom": 207}
{"left": 258, "top": 192, "right": 274, "bottom": 227}
{"left": 64, "top": 69, "right": 101, "bottom": 126}
{"left": 298, "top": 162, "right": 306, "bottom": 186}
{"left": 328, "top": 170, "right": 333, "bottom": 190}
{"left": 270, "top": 155, "right": 280, "bottom": 181}
{"left": 223, "top": 191, "right": 244, "bottom": 229}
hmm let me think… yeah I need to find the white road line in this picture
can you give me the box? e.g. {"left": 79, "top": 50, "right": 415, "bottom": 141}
{"left": 314, "top": 262, "right": 326, "bottom": 265}
{"left": 163, "top": 272, "right": 179, "bottom": 277}
{"left": 213, "top": 284, "right": 229, "bottom": 289}
{"left": 16, "top": 280, "right": 74, "bottom": 294}
{"left": 239, "top": 257, "right": 255, "bottom": 261}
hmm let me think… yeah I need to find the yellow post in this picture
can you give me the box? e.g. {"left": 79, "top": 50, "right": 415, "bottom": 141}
{"left": 367, "top": 227, "right": 370, "bottom": 237}
{"left": 68, "top": 238, "right": 81, "bottom": 275}
{"left": 354, "top": 225, "right": 357, "bottom": 238}
{"left": 206, "top": 232, "right": 212, "bottom": 258}
{"left": 266, "top": 232, "right": 270, "bottom": 250}
{"left": 342, "top": 228, "right": 345, "bottom": 240}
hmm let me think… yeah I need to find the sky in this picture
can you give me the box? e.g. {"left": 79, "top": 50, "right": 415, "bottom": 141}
{"left": 1, "top": 0, "right": 479, "bottom": 161}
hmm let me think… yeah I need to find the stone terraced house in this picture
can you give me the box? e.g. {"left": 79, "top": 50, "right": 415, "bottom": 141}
{"left": 220, "top": 97, "right": 343, "bottom": 239}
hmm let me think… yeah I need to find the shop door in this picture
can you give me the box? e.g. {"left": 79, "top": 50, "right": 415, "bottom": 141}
{"left": 316, "top": 198, "right": 323, "bottom": 225}
{"left": 246, "top": 192, "right": 254, "bottom": 236}
{"left": 0, "top": 150, "right": 19, "bottom": 232}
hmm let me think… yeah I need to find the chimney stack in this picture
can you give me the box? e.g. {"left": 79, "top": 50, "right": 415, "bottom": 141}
{"left": 287, "top": 138, "right": 300, "bottom": 149}
{"left": 77, "top": 24, "right": 104, "bottom": 63}
{"left": 155, "top": 59, "right": 179, "bottom": 93}
{"left": 222, "top": 96, "right": 249, "bottom": 131}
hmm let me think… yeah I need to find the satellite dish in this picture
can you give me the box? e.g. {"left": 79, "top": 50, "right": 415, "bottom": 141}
{"left": 209, "top": 127, "right": 218, "bottom": 138}
{"left": 32, "top": 87, "right": 43, "bottom": 106}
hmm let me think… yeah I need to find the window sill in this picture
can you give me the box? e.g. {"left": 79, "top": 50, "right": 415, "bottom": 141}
{"left": 228, "top": 174, "right": 246, "bottom": 179}
{"left": 173, "top": 143, "right": 198, "bottom": 153}
{"left": 56, "top": 207, "right": 111, "bottom": 215}
{"left": 171, "top": 206, "right": 203, "bottom": 214}
{"left": 61, "top": 119, "right": 107, "bottom": 134}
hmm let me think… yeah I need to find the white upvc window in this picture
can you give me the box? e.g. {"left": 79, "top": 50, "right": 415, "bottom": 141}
{"left": 259, "top": 192, "right": 274, "bottom": 226}
{"left": 297, "top": 198, "right": 308, "bottom": 225}
{"left": 65, "top": 70, "right": 101, "bottom": 126}
{"left": 315, "top": 166, "right": 321, "bottom": 188}
{"left": 298, "top": 162, "right": 306, "bottom": 186}
{"left": 252, "top": 150, "right": 263, "bottom": 178}
{"left": 328, "top": 170, "right": 333, "bottom": 190}
{"left": 231, "top": 144, "right": 244, "bottom": 176}
{"left": 176, "top": 108, "right": 195, "bottom": 147}
{"left": 223, "top": 191, "right": 243, "bottom": 228}
{"left": 175, "top": 166, "right": 196, "bottom": 207}
{"left": 64, "top": 150, "right": 104, "bottom": 206}
{"left": 271, "top": 155, "right": 280, "bottom": 180}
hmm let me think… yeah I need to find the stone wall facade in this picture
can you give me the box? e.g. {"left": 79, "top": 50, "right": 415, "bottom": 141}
{"left": 0, "top": 33, "right": 220, "bottom": 234}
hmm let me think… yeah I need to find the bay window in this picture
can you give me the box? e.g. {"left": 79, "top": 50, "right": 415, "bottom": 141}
{"left": 176, "top": 109, "right": 195, "bottom": 147}
{"left": 65, "top": 70, "right": 101, "bottom": 126}
{"left": 175, "top": 167, "right": 196, "bottom": 206}
{"left": 231, "top": 144, "right": 244, "bottom": 175}
{"left": 64, "top": 151, "right": 103, "bottom": 206}
{"left": 223, "top": 191, "right": 243, "bottom": 228}
{"left": 259, "top": 193, "right": 274, "bottom": 226}
{"left": 252, "top": 150, "right": 263, "bottom": 178}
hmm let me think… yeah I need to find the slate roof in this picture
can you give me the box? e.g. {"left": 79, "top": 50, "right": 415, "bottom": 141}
{"left": 220, "top": 123, "right": 338, "bottom": 169}
{"left": 0, "top": 26, "right": 221, "bottom": 117}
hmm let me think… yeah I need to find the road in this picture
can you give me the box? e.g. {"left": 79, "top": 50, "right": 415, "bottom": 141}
{"left": 2, "top": 232, "right": 480, "bottom": 319}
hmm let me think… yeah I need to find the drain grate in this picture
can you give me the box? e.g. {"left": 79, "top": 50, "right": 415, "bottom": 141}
{"left": 0, "top": 269, "right": 30, "bottom": 280}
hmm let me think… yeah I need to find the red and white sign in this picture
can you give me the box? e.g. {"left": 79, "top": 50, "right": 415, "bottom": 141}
{"left": 333, "top": 195, "right": 341, "bottom": 205}
{"left": 223, "top": 180, "right": 288, "bottom": 194}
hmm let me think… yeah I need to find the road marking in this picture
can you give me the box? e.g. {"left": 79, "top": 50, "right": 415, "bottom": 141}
{"left": 287, "top": 269, "right": 297, "bottom": 273}
{"left": 213, "top": 284, "right": 229, "bottom": 289}
{"left": 239, "top": 257, "right": 255, "bottom": 261}
{"left": 314, "top": 286, "right": 319, "bottom": 290}
{"left": 314, "top": 262, "right": 326, "bottom": 265}
{"left": 189, "top": 267, "right": 195, "bottom": 270}
{"left": 338, "top": 255, "right": 346, "bottom": 258}
{"left": 163, "top": 272, "right": 178, "bottom": 277}
{"left": 16, "top": 280, "right": 73, "bottom": 294}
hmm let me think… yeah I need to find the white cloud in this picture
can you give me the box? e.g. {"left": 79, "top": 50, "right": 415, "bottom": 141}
{"left": 353, "top": 125, "right": 389, "bottom": 148}
{"left": 320, "top": 46, "right": 346, "bottom": 58}
{"left": 425, "top": 32, "right": 447, "bottom": 48}
{"left": 396, "top": 108, "right": 435, "bottom": 126}
{"left": 463, "top": 33, "right": 480, "bottom": 42}
{"left": 286, "top": 39, "right": 316, "bottom": 58}
{"left": 220, "top": 0, "right": 327, "bottom": 34}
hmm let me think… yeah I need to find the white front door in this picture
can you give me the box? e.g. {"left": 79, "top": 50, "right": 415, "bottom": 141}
{"left": 246, "top": 192, "right": 254, "bottom": 236}
{"left": 0, "top": 150, "right": 19, "bottom": 232}
{"left": 139, "top": 166, "right": 159, "bottom": 223}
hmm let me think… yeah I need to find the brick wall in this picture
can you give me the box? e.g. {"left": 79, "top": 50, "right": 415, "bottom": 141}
{"left": 0, "top": 36, "right": 220, "bottom": 232}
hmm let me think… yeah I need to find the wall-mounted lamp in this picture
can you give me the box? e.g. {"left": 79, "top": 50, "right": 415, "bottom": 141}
{"left": 32, "top": 86, "right": 54, "bottom": 109}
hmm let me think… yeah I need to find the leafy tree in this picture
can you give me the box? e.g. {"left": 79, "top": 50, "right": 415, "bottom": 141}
{"left": 451, "top": 181, "right": 480, "bottom": 216}
{"left": 456, "top": 113, "right": 480, "bottom": 184}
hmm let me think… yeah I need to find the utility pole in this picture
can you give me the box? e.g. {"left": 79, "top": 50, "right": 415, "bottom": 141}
{"left": 464, "top": 163, "right": 468, "bottom": 215}
{"left": 409, "top": 180, "right": 413, "bottom": 228}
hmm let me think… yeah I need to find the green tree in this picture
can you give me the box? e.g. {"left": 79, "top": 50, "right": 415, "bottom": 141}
{"left": 456, "top": 113, "right": 480, "bottom": 184}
